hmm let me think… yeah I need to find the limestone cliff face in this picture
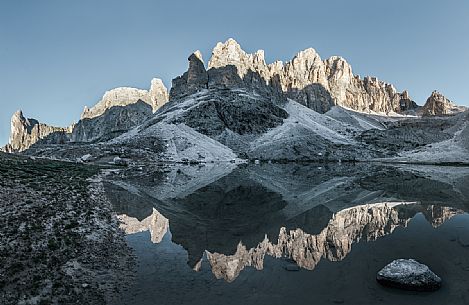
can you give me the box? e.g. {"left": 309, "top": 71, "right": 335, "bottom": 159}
{"left": 204, "top": 39, "right": 417, "bottom": 114}
{"left": 4, "top": 110, "right": 72, "bottom": 152}
{"left": 206, "top": 203, "right": 460, "bottom": 282}
{"left": 71, "top": 100, "right": 153, "bottom": 142}
{"left": 72, "top": 78, "right": 168, "bottom": 142}
{"left": 421, "top": 91, "right": 466, "bottom": 116}
{"left": 81, "top": 78, "right": 168, "bottom": 119}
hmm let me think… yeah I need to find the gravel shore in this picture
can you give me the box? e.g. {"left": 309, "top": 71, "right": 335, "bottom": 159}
{"left": 0, "top": 153, "right": 134, "bottom": 305}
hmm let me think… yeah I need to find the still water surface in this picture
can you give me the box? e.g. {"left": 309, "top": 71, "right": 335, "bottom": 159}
{"left": 107, "top": 163, "right": 469, "bottom": 305}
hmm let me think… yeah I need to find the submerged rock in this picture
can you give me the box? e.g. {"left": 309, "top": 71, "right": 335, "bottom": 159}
{"left": 376, "top": 259, "right": 442, "bottom": 291}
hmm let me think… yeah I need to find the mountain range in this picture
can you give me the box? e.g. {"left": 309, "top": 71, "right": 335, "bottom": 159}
{"left": 2, "top": 39, "right": 468, "bottom": 164}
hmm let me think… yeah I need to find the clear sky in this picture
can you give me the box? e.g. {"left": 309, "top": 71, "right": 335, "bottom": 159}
{"left": 1, "top": 0, "right": 468, "bottom": 145}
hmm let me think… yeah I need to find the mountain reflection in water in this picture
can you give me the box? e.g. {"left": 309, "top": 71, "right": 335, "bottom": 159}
{"left": 117, "top": 201, "right": 462, "bottom": 282}
{"left": 106, "top": 163, "right": 469, "bottom": 282}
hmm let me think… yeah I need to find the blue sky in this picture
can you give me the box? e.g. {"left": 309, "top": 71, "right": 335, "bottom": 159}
{"left": 1, "top": 0, "right": 468, "bottom": 145}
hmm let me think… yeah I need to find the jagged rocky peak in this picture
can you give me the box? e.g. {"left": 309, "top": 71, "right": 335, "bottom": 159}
{"left": 169, "top": 50, "right": 209, "bottom": 100}
{"left": 287, "top": 48, "right": 325, "bottom": 77}
{"left": 202, "top": 38, "right": 417, "bottom": 114}
{"left": 208, "top": 39, "right": 271, "bottom": 84}
{"left": 209, "top": 38, "right": 243, "bottom": 66}
{"left": 187, "top": 51, "right": 209, "bottom": 90}
{"left": 421, "top": 90, "right": 466, "bottom": 116}
{"left": 279, "top": 48, "right": 328, "bottom": 91}
{"left": 209, "top": 38, "right": 257, "bottom": 73}
{"left": 81, "top": 78, "right": 168, "bottom": 119}
{"left": 4, "top": 110, "right": 72, "bottom": 152}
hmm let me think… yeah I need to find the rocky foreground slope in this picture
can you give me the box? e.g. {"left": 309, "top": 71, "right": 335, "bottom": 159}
{"left": 0, "top": 153, "right": 133, "bottom": 305}
{"left": 2, "top": 39, "right": 468, "bottom": 164}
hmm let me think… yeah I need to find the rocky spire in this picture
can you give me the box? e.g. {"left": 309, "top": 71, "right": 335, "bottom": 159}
{"left": 170, "top": 51, "right": 209, "bottom": 100}
{"left": 186, "top": 51, "right": 209, "bottom": 91}
{"left": 150, "top": 78, "right": 169, "bottom": 111}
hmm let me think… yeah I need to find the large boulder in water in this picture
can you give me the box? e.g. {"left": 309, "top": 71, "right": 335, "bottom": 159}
{"left": 376, "top": 259, "right": 442, "bottom": 291}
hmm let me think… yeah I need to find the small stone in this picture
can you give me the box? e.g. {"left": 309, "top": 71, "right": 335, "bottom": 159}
{"left": 377, "top": 259, "right": 441, "bottom": 291}
{"left": 112, "top": 157, "right": 128, "bottom": 166}
{"left": 81, "top": 154, "right": 93, "bottom": 162}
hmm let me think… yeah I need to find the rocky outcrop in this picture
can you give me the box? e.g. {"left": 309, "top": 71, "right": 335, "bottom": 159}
{"left": 172, "top": 89, "right": 288, "bottom": 139}
{"left": 421, "top": 91, "right": 466, "bottom": 116}
{"left": 205, "top": 39, "right": 418, "bottom": 114}
{"left": 81, "top": 78, "right": 168, "bottom": 119}
{"left": 3, "top": 110, "right": 72, "bottom": 152}
{"left": 206, "top": 203, "right": 460, "bottom": 282}
{"left": 71, "top": 100, "right": 153, "bottom": 142}
{"left": 72, "top": 78, "right": 168, "bottom": 142}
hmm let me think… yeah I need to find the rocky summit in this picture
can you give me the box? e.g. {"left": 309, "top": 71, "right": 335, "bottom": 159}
{"left": 208, "top": 39, "right": 418, "bottom": 114}
{"left": 2, "top": 39, "right": 468, "bottom": 165}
